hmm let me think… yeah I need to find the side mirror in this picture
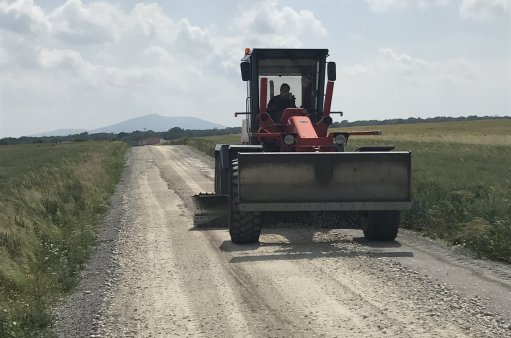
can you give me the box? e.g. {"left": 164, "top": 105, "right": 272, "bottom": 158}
{"left": 240, "top": 61, "right": 251, "bottom": 81}
{"left": 327, "top": 62, "right": 336, "bottom": 81}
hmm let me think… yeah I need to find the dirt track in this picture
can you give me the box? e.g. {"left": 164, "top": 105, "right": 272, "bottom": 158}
{"left": 54, "top": 145, "right": 511, "bottom": 337}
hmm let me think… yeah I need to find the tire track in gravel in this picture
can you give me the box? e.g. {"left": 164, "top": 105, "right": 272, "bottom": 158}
{"left": 150, "top": 146, "right": 317, "bottom": 337}
{"left": 210, "top": 229, "right": 501, "bottom": 338}
{"left": 98, "top": 155, "right": 202, "bottom": 337}
{"left": 99, "top": 147, "right": 305, "bottom": 337}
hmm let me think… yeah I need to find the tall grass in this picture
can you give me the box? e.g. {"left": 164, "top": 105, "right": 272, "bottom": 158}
{"left": 0, "top": 141, "right": 128, "bottom": 337}
{"left": 174, "top": 120, "right": 511, "bottom": 263}
{"left": 349, "top": 139, "right": 510, "bottom": 261}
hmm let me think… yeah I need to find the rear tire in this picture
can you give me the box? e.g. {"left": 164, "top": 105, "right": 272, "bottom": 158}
{"left": 362, "top": 211, "right": 400, "bottom": 241}
{"left": 228, "top": 160, "right": 261, "bottom": 244}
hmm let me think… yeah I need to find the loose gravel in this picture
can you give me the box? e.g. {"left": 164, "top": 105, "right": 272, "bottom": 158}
{"left": 52, "top": 146, "right": 511, "bottom": 338}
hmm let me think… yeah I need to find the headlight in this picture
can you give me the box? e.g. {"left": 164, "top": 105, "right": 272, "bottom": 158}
{"left": 284, "top": 134, "right": 295, "bottom": 145}
{"left": 334, "top": 134, "right": 347, "bottom": 145}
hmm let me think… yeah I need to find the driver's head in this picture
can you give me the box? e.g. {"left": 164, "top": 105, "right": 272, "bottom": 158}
{"left": 280, "top": 83, "right": 290, "bottom": 95}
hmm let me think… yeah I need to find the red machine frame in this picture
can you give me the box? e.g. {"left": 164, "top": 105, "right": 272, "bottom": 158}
{"left": 253, "top": 77, "right": 380, "bottom": 152}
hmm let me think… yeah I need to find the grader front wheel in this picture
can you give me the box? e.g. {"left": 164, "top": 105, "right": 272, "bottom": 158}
{"left": 362, "top": 211, "right": 400, "bottom": 241}
{"left": 228, "top": 160, "right": 261, "bottom": 244}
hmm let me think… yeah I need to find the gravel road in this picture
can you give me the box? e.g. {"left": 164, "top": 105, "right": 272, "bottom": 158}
{"left": 54, "top": 145, "right": 511, "bottom": 337}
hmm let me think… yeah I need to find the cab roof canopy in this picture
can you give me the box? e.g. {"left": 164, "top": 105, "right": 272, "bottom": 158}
{"left": 243, "top": 48, "right": 329, "bottom": 77}
{"left": 247, "top": 48, "right": 329, "bottom": 59}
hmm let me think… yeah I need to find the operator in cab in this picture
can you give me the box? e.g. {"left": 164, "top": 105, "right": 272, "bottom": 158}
{"left": 267, "top": 83, "right": 296, "bottom": 123}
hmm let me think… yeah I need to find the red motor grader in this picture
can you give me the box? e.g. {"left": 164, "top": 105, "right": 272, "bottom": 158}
{"left": 194, "top": 48, "right": 411, "bottom": 244}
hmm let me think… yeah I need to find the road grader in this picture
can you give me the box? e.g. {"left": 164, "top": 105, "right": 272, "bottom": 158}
{"left": 194, "top": 48, "right": 411, "bottom": 244}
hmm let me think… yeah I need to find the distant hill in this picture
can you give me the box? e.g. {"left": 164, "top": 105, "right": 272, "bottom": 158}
{"left": 90, "top": 114, "right": 225, "bottom": 134}
{"left": 30, "top": 129, "right": 87, "bottom": 137}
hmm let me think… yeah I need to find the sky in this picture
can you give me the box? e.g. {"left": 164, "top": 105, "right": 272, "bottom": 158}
{"left": 0, "top": 0, "right": 510, "bottom": 137}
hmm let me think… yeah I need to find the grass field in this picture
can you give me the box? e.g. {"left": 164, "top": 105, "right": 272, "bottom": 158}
{"left": 0, "top": 141, "right": 128, "bottom": 337}
{"left": 173, "top": 119, "right": 511, "bottom": 263}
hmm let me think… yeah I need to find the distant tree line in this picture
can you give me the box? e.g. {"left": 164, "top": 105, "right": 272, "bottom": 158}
{"left": 330, "top": 115, "right": 508, "bottom": 128}
{"left": 0, "top": 127, "right": 242, "bottom": 146}
{"left": 1, "top": 115, "right": 509, "bottom": 146}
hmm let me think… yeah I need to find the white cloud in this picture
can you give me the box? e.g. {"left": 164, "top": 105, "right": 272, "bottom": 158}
{"left": 0, "top": 0, "right": 507, "bottom": 136}
{"left": 0, "top": 37, "right": 10, "bottom": 65}
{"left": 0, "top": 48, "right": 8, "bottom": 65}
{"left": 0, "top": 0, "right": 50, "bottom": 35}
{"left": 460, "top": 0, "right": 511, "bottom": 21}
{"left": 340, "top": 64, "right": 369, "bottom": 75}
{"left": 0, "top": 0, "right": 327, "bottom": 136}
{"left": 334, "top": 48, "right": 506, "bottom": 120}
{"left": 141, "top": 46, "right": 173, "bottom": 65}
{"left": 172, "top": 19, "right": 216, "bottom": 59}
{"left": 127, "top": 3, "right": 177, "bottom": 42}
{"left": 234, "top": 0, "right": 326, "bottom": 46}
{"left": 215, "top": 0, "right": 327, "bottom": 70}
{"left": 40, "top": 48, "right": 87, "bottom": 69}
{"left": 365, "top": 0, "right": 510, "bottom": 21}
{"left": 49, "top": 0, "right": 124, "bottom": 45}
{"left": 366, "top": 0, "right": 449, "bottom": 12}
{"left": 354, "top": 48, "right": 481, "bottom": 85}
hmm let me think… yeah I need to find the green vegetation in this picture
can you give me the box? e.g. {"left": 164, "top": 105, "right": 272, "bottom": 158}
{"left": 2, "top": 118, "right": 506, "bottom": 337}
{"left": 0, "top": 141, "right": 128, "bottom": 337}
{"left": 331, "top": 119, "right": 511, "bottom": 145}
{"left": 2, "top": 115, "right": 507, "bottom": 147}
{"left": 176, "top": 119, "right": 511, "bottom": 263}
{"left": 330, "top": 115, "right": 508, "bottom": 128}
{"left": 0, "top": 127, "right": 242, "bottom": 146}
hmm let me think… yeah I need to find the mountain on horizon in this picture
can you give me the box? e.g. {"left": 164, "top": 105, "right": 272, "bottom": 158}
{"left": 28, "top": 114, "right": 226, "bottom": 137}
{"left": 90, "top": 114, "right": 225, "bottom": 134}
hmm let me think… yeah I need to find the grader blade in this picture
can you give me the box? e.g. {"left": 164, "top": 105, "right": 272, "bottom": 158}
{"left": 192, "top": 193, "right": 228, "bottom": 227}
{"left": 235, "top": 151, "right": 412, "bottom": 212}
